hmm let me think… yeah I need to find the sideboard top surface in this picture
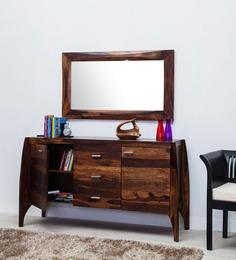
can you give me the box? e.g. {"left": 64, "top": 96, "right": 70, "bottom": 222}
{"left": 26, "top": 136, "right": 182, "bottom": 145}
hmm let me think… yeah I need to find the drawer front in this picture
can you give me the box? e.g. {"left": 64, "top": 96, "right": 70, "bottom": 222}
{"left": 74, "top": 143, "right": 120, "bottom": 168}
{"left": 73, "top": 143, "right": 121, "bottom": 209}
{"left": 73, "top": 195, "right": 120, "bottom": 209}
{"left": 121, "top": 145, "right": 171, "bottom": 213}
{"left": 122, "top": 145, "right": 171, "bottom": 168}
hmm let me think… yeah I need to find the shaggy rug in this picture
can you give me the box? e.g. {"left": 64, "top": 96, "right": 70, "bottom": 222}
{"left": 0, "top": 228, "right": 204, "bottom": 260}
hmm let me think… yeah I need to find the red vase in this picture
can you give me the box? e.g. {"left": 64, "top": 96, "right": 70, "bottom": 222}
{"left": 156, "top": 120, "right": 164, "bottom": 141}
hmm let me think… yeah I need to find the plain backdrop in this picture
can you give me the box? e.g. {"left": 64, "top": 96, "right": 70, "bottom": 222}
{"left": 0, "top": 0, "right": 236, "bottom": 231}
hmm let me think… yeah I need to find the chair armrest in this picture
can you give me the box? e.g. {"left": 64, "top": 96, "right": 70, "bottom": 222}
{"left": 200, "top": 150, "right": 228, "bottom": 191}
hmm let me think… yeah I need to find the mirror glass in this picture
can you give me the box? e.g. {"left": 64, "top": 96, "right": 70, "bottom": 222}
{"left": 71, "top": 60, "right": 164, "bottom": 111}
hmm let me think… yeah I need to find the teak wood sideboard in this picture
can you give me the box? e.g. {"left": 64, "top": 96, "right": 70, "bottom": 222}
{"left": 19, "top": 137, "right": 189, "bottom": 241}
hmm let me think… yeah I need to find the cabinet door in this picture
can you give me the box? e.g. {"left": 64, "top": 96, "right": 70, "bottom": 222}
{"left": 121, "top": 145, "right": 171, "bottom": 214}
{"left": 30, "top": 144, "right": 48, "bottom": 210}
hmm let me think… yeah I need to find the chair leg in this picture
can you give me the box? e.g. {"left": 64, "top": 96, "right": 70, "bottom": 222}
{"left": 207, "top": 206, "right": 213, "bottom": 250}
{"left": 223, "top": 210, "right": 228, "bottom": 238}
{"left": 42, "top": 210, "right": 46, "bottom": 218}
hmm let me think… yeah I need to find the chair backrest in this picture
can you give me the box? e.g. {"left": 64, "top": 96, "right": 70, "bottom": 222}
{"left": 200, "top": 150, "right": 227, "bottom": 189}
{"left": 224, "top": 151, "right": 236, "bottom": 183}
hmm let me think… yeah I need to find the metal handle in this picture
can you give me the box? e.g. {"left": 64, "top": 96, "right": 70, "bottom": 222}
{"left": 38, "top": 149, "right": 43, "bottom": 153}
{"left": 90, "top": 196, "right": 101, "bottom": 200}
{"left": 91, "top": 175, "right": 102, "bottom": 179}
{"left": 91, "top": 154, "right": 102, "bottom": 158}
{"left": 123, "top": 151, "right": 134, "bottom": 156}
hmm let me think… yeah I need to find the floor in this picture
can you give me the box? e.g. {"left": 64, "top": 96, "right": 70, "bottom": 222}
{"left": 0, "top": 213, "right": 236, "bottom": 260}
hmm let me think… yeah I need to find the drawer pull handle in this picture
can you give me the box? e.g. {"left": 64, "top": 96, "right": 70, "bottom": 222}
{"left": 90, "top": 196, "right": 101, "bottom": 200}
{"left": 91, "top": 154, "right": 102, "bottom": 158}
{"left": 38, "top": 149, "right": 43, "bottom": 153}
{"left": 91, "top": 175, "right": 102, "bottom": 179}
{"left": 123, "top": 151, "right": 134, "bottom": 156}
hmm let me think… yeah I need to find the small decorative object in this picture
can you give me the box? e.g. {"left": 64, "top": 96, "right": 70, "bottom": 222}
{"left": 116, "top": 118, "right": 141, "bottom": 140}
{"left": 164, "top": 119, "right": 172, "bottom": 141}
{"left": 63, "top": 122, "right": 72, "bottom": 137}
{"left": 156, "top": 120, "right": 165, "bottom": 141}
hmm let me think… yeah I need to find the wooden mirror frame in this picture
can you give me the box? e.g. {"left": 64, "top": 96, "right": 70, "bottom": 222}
{"left": 62, "top": 50, "right": 174, "bottom": 120}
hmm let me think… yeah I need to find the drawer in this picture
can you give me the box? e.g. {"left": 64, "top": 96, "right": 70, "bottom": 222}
{"left": 73, "top": 194, "right": 120, "bottom": 209}
{"left": 74, "top": 143, "right": 121, "bottom": 169}
{"left": 122, "top": 145, "right": 171, "bottom": 168}
{"left": 73, "top": 142, "right": 121, "bottom": 209}
{"left": 122, "top": 145, "right": 170, "bottom": 159}
{"left": 74, "top": 169, "right": 121, "bottom": 190}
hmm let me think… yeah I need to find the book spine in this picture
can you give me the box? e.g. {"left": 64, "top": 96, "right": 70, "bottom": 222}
{"left": 57, "top": 117, "right": 61, "bottom": 136}
{"left": 55, "top": 117, "right": 59, "bottom": 137}
{"left": 44, "top": 116, "right": 48, "bottom": 138}
{"left": 64, "top": 150, "right": 72, "bottom": 171}
{"left": 52, "top": 117, "right": 55, "bottom": 138}
{"left": 47, "top": 117, "right": 51, "bottom": 138}
{"left": 59, "top": 151, "right": 66, "bottom": 170}
{"left": 68, "top": 153, "right": 74, "bottom": 171}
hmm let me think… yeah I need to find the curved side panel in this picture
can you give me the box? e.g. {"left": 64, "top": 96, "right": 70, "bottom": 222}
{"left": 19, "top": 138, "right": 31, "bottom": 227}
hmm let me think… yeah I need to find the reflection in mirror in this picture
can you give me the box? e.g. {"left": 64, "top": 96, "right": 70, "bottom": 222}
{"left": 71, "top": 60, "right": 164, "bottom": 111}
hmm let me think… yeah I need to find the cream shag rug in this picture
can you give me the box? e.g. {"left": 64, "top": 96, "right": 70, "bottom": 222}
{"left": 0, "top": 228, "right": 203, "bottom": 260}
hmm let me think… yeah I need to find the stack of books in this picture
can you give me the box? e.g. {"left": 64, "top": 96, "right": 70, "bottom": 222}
{"left": 44, "top": 115, "right": 67, "bottom": 138}
{"left": 48, "top": 190, "right": 73, "bottom": 202}
{"left": 59, "top": 149, "right": 74, "bottom": 171}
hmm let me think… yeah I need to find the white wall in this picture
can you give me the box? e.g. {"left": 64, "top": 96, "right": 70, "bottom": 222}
{"left": 1, "top": 0, "right": 236, "bottom": 231}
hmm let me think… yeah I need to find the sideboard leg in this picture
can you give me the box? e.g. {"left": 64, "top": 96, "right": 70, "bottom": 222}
{"left": 19, "top": 204, "right": 30, "bottom": 227}
{"left": 42, "top": 210, "right": 46, "bottom": 218}
{"left": 179, "top": 140, "right": 190, "bottom": 230}
{"left": 169, "top": 213, "right": 179, "bottom": 242}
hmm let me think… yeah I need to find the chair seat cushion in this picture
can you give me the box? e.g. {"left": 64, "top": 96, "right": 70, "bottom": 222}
{"left": 213, "top": 182, "right": 236, "bottom": 202}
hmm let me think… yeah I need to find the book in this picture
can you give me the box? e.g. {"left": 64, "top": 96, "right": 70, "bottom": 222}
{"left": 64, "top": 150, "right": 72, "bottom": 171}
{"left": 52, "top": 117, "right": 55, "bottom": 138}
{"left": 59, "top": 151, "right": 67, "bottom": 170}
{"left": 47, "top": 117, "right": 52, "bottom": 138}
{"left": 68, "top": 153, "right": 74, "bottom": 171}
{"left": 44, "top": 116, "right": 48, "bottom": 137}
{"left": 48, "top": 190, "right": 60, "bottom": 195}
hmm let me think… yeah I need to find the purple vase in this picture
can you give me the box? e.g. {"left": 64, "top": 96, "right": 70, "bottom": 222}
{"left": 164, "top": 119, "right": 172, "bottom": 141}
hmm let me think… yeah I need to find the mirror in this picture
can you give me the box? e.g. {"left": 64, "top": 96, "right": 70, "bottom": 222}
{"left": 62, "top": 50, "right": 174, "bottom": 120}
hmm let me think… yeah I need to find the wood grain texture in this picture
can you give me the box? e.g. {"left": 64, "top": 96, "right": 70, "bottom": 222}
{"left": 73, "top": 142, "right": 121, "bottom": 209}
{"left": 62, "top": 50, "right": 174, "bottom": 120}
{"left": 19, "top": 137, "right": 189, "bottom": 242}
{"left": 30, "top": 144, "right": 48, "bottom": 211}
{"left": 19, "top": 138, "right": 31, "bottom": 227}
{"left": 122, "top": 146, "right": 170, "bottom": 160}
{"left": 178, "top": 140, "right": 190, "bottom": 230}
{"left": 122, "top": 168, "right": 170, "bottom": 213}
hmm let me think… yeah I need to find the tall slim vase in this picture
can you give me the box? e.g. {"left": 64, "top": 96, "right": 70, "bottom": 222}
{"left": 164, "top": 119, "right": 172, "bottom": 141}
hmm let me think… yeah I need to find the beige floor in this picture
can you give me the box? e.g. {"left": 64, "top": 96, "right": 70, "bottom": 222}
{"left": 0, "top": 213, "right": 236, "bottom": 260}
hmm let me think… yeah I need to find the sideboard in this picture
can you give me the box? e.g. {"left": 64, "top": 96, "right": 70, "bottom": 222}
{"left": 19, "top": 137, "right": 189, "bottom": 241}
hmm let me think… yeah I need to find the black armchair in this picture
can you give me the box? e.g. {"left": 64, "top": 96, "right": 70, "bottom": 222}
{"left": 200, "top": 150, "right": 236, "bottom": 250}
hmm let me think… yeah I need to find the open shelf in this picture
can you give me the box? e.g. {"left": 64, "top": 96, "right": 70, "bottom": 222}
{"left": 47, "top": 144, "right": 74, "bottom": 194}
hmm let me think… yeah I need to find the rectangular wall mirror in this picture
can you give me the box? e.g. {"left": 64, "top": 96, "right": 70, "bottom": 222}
{"left": 62, "top": 50, "right": 174, "bottom": 120}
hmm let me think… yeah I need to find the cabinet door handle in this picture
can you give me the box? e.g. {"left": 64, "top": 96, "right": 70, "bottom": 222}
{"left": 90, "top": 196, "right": 101, "bottom": 200}
{"left": 123, "top": 151, "right": 134, "bottom": 156}
{"left": 91, "top": 154, "right": 102, "bottom": 158}
{"left": 91, "top": 175, "right": 102, "bottom": 179}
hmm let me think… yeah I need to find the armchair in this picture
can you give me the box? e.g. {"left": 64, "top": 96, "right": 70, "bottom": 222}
{"left": 200, "top": 150, "right": 236, "bottom": 250}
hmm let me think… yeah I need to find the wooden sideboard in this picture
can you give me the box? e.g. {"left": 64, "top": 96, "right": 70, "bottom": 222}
{"left": 19, "top": 137, "right": 189, "bottom": 241}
